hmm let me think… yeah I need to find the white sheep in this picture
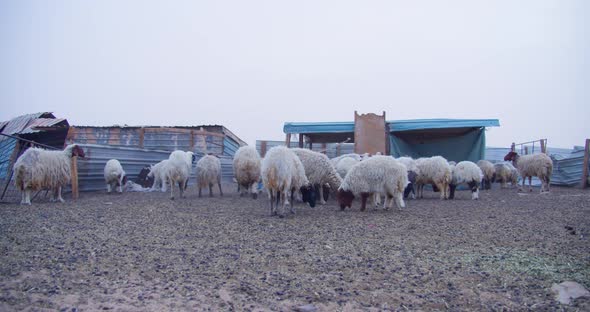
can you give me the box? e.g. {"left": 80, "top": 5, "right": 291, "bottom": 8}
{"left": 330, "top": 153, "right": 363, "bottom": 167}
{"left": 415, "top": 156, "right": 452, "bottom": 199}
{"left": 196, "top": 154, "right": 223, "bottom": 197}
{"left": 261, "top": 146, "right": 316, "bottom": 217}
{"left": 493, "top": 162, "right": 518, "bottom": 188}
{"left": 477, "top": 160, "right": 495, "bottom": 190}
{"left": 233, "top": 146, "right": 261, "bottom": 199}
{"left": 103, "top": 159, "right": 126, "bottom": 193}
{"left": 449, "top": 161, "right": 483, "bottom": 200}
{"left": 336, "top": 156, "right": 408, "bottom": 211}
{"left": 336, "top": 157, "right": 360, "bottom": 179}
{"left": 147, "top": 159, "right": 170, "bottom": 192}
{"left": 13, "top": 144, "right": 85, "bottom": 205}
{"left": 291, "top": 148, "right": 342, "bottom": 205}
{"left": 504, "top": 151, "right": 553, "bottom": 193}
{"left": 165, "top": 150, "right": 194, "bottom": 200}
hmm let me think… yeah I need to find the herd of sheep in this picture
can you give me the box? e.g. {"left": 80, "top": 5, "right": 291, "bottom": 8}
{"left": 12, "top": 144, "right": 554, "bottom": 217}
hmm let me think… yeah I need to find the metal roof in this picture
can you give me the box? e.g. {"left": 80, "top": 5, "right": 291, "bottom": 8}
{"left": 0, "top": 112, "right": 67, "bottom": 135}
{"left": 284, "top": 118, "right": 500, "bottom": 134}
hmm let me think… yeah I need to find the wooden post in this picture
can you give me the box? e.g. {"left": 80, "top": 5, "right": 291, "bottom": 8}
{"left": 540, "top": 139, "right": 547, "bottom": 154}
{"left": 336, "top": 143, "right": 341, "bottom": 156}
{"left": 322, "top": 143, "right": 327, "bottom": 155}
{"left": 581, "top": 139, "right": 590, "bottom": 188}
{"left": 298, "top": 134, "right": 304, "bottom": 148}
{"left": 285, "top": 133, "right": 291, "bottom": 147}
{"left": 71, "top": 156, "right": 79, "bottom": 200}
{"left": 511, "top": 142, "right": 515, "bottom": 152}
{"left": 524, "top": 146, "right": 529, "bottom": 155}
{"left": 189, "top": 130, "right": 195, "bottom": 150}
{"left": 139, "top": 128, "right": 145, "bottom": 148}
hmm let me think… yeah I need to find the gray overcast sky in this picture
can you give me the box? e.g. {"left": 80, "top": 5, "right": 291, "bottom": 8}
{"left": 1, "top": 0, "right": 588, "bottom": 148}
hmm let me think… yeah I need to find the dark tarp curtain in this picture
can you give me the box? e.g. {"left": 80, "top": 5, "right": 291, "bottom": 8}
{"left": 389, "top": 127, "right": 486, "bottom": 162}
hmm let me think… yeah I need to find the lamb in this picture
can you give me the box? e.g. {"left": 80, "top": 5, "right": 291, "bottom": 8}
{"left": 13, "top": 144, "right": 85, "bottom": 205}
{"left": 291, "top": 148, "right": 342, "bottom": 205}
{"left": 165, "top": 150, "right": 194, "bottom": 200}
{"left": 147, "top": 159, "right": 170, "bottom": 192}
{"left": 103, "top": 159, "right": 127, "bottom": 193}
{"left": 261, "top": 146, "right": 316, "bottom": 217}
{"left": 233, "top": 146, "right": 261, "bottom": 199}
{"left": 414, "top": 156, "right": 452, "bottom": 199}
{"left": 493, "top": 162, "right": 519, "bottom": 188}
{"left": 396, "top": 156, "right": 420, "bottom": 199}
{"left": 477, "top": 160, "right": 495, "bottom": 190}
{"left": 196, "top": 154, "right": 223, "bottom": 197}
{"left": 504, "top": 151, "right": 553, "bottom": 193}
{"left": 336, "top": 156, "right": 408, "bottom": 211}
{"left": 449, "top": 161, "right": 483, "bottom": 200}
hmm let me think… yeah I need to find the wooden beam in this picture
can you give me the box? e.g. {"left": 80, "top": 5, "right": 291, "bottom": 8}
{"left": 285, "top": 133, "right": 291, "bottom": 147}
{"left": 71, "top": 156, "right": 79, "bottom": 200}
{"left": 139, "top": 128, "right": 145, "bottom": 148}
{"left": 582, "top": 139, "right": 590, "bottom": 189}
{"left": 540, "top": 139, "right": 546, "bottom": 154}
{"left": 189, "top": 130, "right": 195, "bottom": 150}
{"left": 298, "top": 134, "right": 304, "bottom": 148}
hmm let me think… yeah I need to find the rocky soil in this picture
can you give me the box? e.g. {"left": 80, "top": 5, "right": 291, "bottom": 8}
{"left": 1, "top": 185, "right": 589, "bottom": 311}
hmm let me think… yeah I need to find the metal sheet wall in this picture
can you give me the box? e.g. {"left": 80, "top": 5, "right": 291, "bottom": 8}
{"left": 76, "top": 144, "right": 235, "bottom": 192}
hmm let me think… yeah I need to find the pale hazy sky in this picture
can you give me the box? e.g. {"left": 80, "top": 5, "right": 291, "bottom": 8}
{"left": 1, "top": 1, "right": 588, "bottom": 148}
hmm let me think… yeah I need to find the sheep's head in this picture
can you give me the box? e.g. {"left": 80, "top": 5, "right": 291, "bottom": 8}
{"left": 336, "top": 189, "right": 354, "bottom": 210}
{"left": 69, "top": 144, "right": 85, "bottom": 158}
{"left": 504, "top": 151, "right": 518, "bottom": 162}
{"left": 300, "top": 184, "right": 316, "bottom": 208}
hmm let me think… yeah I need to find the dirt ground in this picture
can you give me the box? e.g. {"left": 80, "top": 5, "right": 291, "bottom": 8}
{"left": 1, "top": 184, "right": 589, "bottom": 311}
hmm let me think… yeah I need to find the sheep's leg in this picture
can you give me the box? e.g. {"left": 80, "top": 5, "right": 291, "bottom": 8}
{"left": 56, "top": 187, "right": 65, "bottom": 203}
{"left": 160, "top": 178, "right": 167, "bottom": 192}
{"left": 318, "top": 185, "right": 326, "bottom": 205}
{"left": 279, "top": 189, "right": 289, "bottom": 218}
{"left": 170, "top": 178, "right": 175, "bottom": 200}
{"left": 208, "top": 183, "right": 214, "bottom": 197}
{"left": 20, "top": 191, "right": 26, "bottom": 205}
{"left": 268, "top": 189, "right": 275, "bottom": 216}
{"left": 251, "top": 183, "right": 258, "bottom": 199}
{"left": 24, "top": 189, "right": 32, "bottom": 205}
{"left": 528, "top": 177, "right": 533, "bottom": 192}
{"left": 448, "top": 184, "right": 456, "bottom": 199}
{"left": 218, "top": 181, "right": 223, "bottom": 197}
{"left": 469, "top": 181, "right": 479, "bottom": 200}
{"left": 289, "top": 189, "right": 295, "bottom": 214}
{"left": 198, "top": 185, "right": 202, "bottom": 198}
{"left": 436, "top": 182, "right": 447, "bottom": 199}
{"left": 394, "top": 192, "right": 405, "bottom": 209}
{"left": 106, "top": 183, "right": 112, "bottom": 194}
{"left": 360, "top": 192, "right": 369, "bottom": 211}
{"left": 178, "top": 181, "right": 184, "bottom": 198}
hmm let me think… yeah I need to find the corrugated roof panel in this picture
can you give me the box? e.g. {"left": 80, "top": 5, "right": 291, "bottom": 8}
{"left": 18, "top": 118, "right": 68, "bottom": 134}
{"left": 1, "top": 112, "right": 55, "bottom": 135}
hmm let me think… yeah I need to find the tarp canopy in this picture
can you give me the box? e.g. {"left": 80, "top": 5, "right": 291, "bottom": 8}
{"left": 283, "top": 119, "right": 499, "bottom": 161}
{"left": 390, "top": 127, "right": 486, "bottom": 162}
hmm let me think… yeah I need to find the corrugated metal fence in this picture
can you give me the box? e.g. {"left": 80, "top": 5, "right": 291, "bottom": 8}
{"left": 76, "top": 144, "right": 235, "bottom": 192}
